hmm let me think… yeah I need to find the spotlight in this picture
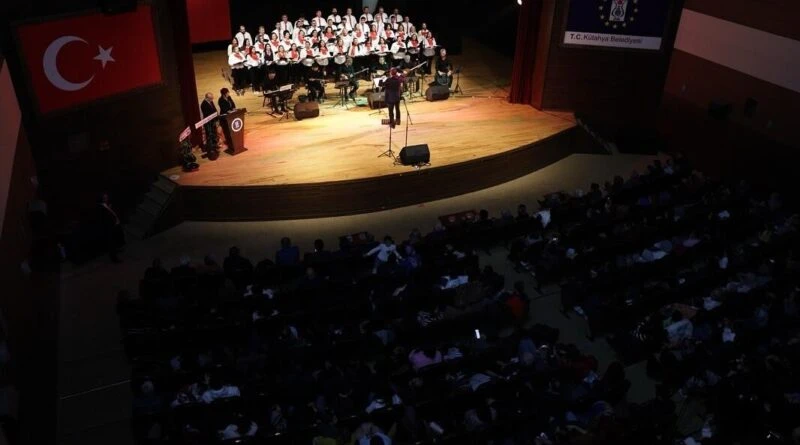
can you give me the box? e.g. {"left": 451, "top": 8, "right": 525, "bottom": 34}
{"left": 517, "top": 0, "right": 522, "bottom": 5}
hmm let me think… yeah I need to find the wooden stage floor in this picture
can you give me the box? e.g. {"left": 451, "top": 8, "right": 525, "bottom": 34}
{"left": 164, "top": 40, "right": 576, "bottom": 188}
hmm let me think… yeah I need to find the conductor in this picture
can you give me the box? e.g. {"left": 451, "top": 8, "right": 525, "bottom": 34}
{"left": 380, "top": 67, "right": 404, "bottom": 128}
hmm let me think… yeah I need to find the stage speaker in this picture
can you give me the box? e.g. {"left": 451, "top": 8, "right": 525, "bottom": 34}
{"left": 368, "top": 92, "right": 386, "bottom": 109}
{"left": 294, "top": 102, "right": 320, "bottom": 120}
{"left": 425, "top": 86, "right": 450, "bottom": 102}
{"left": 708, "top": 100, "right": 732, "bottom": 120}
{"left": 100, "top": 0, "right": 137, "bottom": 14}
{"left": 399, "top": 144, "right": 430, "bottom": 166}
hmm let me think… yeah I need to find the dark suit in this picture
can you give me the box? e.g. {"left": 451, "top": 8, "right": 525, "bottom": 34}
{"left": 200, "top": 99, "right": 218, "bottom": 151}
{"left": 218, "top": 96, "right": 236, "bottom": 115}
{"left": 382, "top": 75, "right": 403, "bottom": 125}
{"left": 435, "top": 57, "right": 453, "bottom": 88}
{"left": 201, "top": 99, "right": 217, "bottom": 118}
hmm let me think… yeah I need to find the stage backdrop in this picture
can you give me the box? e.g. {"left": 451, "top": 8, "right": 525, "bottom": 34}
{"left": 187, "top": 0, "right": 231, "bottom": 43}
{"left": 563, "top": 0, "right": 672, "bottom": 50}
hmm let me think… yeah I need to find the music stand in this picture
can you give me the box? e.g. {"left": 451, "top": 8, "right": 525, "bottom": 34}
{"left": 378, "top": 120, "right": 397, "bottom": 161}
{"left": 452, "top": 66, "right": 464, "bottom": 95}
{"left": 277, "top": 84, "right": 295, "bottom": 122}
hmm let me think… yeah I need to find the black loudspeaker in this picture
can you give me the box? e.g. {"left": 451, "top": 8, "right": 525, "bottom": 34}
{"left": 294, "top": 101, "right": 319, "bottom": 120}
{"left": 399, "top": 144, "right": 430, "bottom": 165}
{"left": 100, "top": 0, "right": 137, "bottom": 14}
{"left": 708, "top": 100, "right": 732, "bottom": 120}
{"left": 368, "top": 92, "right": 386, "bottom": 109}
{"left": 425, "top": 86, "right": 450, "bottom": 101}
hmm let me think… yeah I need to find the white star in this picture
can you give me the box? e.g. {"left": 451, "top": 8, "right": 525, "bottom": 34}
{"left": 93, "top": 45, "right": 115, "bottom": 69}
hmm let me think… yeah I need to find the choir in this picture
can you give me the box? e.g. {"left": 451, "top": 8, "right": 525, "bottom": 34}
{"left": 224, "top": 6, "right": 443, "bottom": 100}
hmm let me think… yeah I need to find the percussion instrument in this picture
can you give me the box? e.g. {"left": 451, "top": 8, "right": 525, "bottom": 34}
{"left": 301, "top": 57, "right": 315, "bottom": 67}
{"left": 422, "top": 47, "right": 436, "bottom": 57}
{"left": 392, "top": 51, "right": 406, "bottom": 60}
{"left": 436, "top": 71, "right": 452, "bottom": 86}
{"left": 315, "top": 56, "right": 330, "bottom": 66}
{"left": 407, "top": 47, "right": 420, "bottom": 55}
{"left": 276, "top": 59, "right": 289, "bottom": 66}
{"left": 334, "top": 54, "right": 347, "bottom": 64}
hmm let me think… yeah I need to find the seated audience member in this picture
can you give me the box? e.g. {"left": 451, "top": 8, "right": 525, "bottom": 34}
{"left": 664, "top": 310, "right": 693, "bottom": 346}
{"left": 223, "top": 246, "right": 253, "bottom": 289}
{"left": 408, "top": 347, "right": 443, "bottom": 371}
{"left": 364, "top": 235, "right": 402, "bottom": 274}
{"left": 219, "top": 418, "right": 258, "bottom": 440}
{"left": 133, "top": 380, "right": 163, "bottom": 415}
{"left": 275, "top": 237, "right": 301, "bottom": 266}
{"left": 201, "top": 374, "right": 241, "bottom": 403}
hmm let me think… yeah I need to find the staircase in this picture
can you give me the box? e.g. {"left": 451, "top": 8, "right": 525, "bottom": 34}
{"left": 125, "top": 175, "right": 178, "bottom": 240}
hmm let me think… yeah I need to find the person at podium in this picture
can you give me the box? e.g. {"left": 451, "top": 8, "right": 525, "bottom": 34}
{"left": 218, "top": 88, "right": 237, "bottom": 115}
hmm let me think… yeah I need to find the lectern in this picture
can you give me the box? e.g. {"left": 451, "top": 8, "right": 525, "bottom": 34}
{"left": 220, "top": 108, "right": 247, "bottom": 156}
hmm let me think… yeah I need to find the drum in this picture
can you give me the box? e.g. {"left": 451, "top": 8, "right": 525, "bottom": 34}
{"left": 276, "top": 60, "right": 289, "bottom": 66}
{"left": 315, "top": 56, "right": 330, "bottom": 66}
{"left": 301, "top": 57, "right": 315, "bottom": 67}
{"left": 408, "top": 47, "right": 420, "bottom": 55}
{"left": 392, "top": 51, "right": 406, "bottom": 60}
{"left": 334, "top": 54, "right": 347, "bottom": 65}
{"left": 423, "top": 47, "right": 436, "bottom": 57}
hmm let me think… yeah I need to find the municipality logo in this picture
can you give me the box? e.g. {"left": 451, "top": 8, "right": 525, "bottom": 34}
{"left": 598, "top": 0, "right": 639, "bottom": 30}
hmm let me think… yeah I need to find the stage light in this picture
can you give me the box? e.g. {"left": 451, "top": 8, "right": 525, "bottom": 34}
{"left": 517, "top": 0, "right": 522, "bottom": 5}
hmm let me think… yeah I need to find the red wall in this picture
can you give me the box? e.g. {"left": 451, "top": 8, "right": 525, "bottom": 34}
{"left": 186, "top": 0, "right": 230, "bottom": 44}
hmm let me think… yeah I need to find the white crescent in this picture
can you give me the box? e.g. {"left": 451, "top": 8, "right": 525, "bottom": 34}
{"left": 43, "top": 35, "right": 95, "bottom": 91}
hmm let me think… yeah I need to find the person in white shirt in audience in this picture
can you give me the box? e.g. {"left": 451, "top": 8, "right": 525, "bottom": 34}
{"left": 328, "top": 8, "right": 342, "bottom": 25}
{"left": 234, "top": 25, "right": 252, "bottom": 48}
{"left": 364, "top": 236, "right": 402, "bottom": 274}
{"left": 278, "top": 15, "right": 293, "bottom": 35}
{"left": 201, "top": 375, "right": 241, "bottom": 404}
{"left": 343, "top": 7, "right": 358, "bottom": 30}
{"left": 360, "top": 6, "right": 373, "bottom": 23}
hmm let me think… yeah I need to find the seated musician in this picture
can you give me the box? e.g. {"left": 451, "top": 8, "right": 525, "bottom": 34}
{"left": 218, "top": 87, "right": 236, "bottom": 115}
{"left": 306, "top": 64, "right": 325, "bottom": 103}
{"left": 338, "top": 57, "right": 359, "bottom": 100}
{"left": 301, "top": 40, "right": 317, "bottom": 59}
{"left": 263, "top": 70, "right": 287, "bottom": 114}
{"left": 274, "top": 47, "right": 288, "bottom": 64}
{"left": 390, "top": 38, "right": 406, "bottom": 56}
{"left": 372, "top": 55, "right": 390, "bottom": 75}
{"left": 435, "top": 48, "right": 454, "bottom": 89}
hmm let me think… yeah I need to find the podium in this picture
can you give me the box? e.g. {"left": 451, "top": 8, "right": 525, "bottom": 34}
{"left": 220, "top": 108, "right": 247, "bottom": 156}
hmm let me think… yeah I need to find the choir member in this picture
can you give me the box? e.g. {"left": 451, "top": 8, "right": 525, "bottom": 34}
{"left": 235, "top": 25, "right": 252, "bottom": 48}
{"left": 360, "top": 6, "right": 373, "bottom": 23}
{"left": 278, "top": 15, "right": 293, "bottom": 35}
{"left": 328, "top": 8, "right": 342, "bottom": 25}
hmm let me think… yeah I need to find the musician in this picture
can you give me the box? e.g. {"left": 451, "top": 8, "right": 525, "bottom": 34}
{"left": 306, "top": 64, "right": 325, "bottom": 103}
{"left": 338, "top": 57, "right": 359, "bottom": 100}
{"left": 269, "top": 32, "right": 281, "bottom": 53}
{"left": 343, "top": 8, "right": 358, "bottom": 30}
{"left": 281, "top": 31, "right": 293, "bottom": 51}
{"left": 218, "top": 88, "right": 237, "bottom": 114}
{"left": 376, "top": 37, "right": 390, "bottom": 54}
{"left": 310, "top": 29, "right": 321, "bottom": 46}
{"left": 372, "top": 54, "right": 390, "bottom": 75}
{"left": 328, "top": 8, "right": 342, "bottom": 25}
{"left": 398, "top": 55, "right": 422, "bottom": 92}
{"left": 301, "top": 40, "right": 317, "bottom": 59}
{"left": 245, "top": 46, "right": 263, "bottom": 93}
{"left": 294, "top": 29, "right": 307, "bottom": 47}
{"left": 278, "top": 15, "right": 293, "bottom": 35}
{"left": 360, "top": 6, "right": 373, "bottom": 23}
{"left": 381, "top": 68, "right": 404, "bottom": 128}
{"left": 390, "top": 37, "right": 406, "bottom": 55}
{"left": 235, "top": 25, "right": 252, "bottom": 48}
{"left": 263, "top": 70, "right": 287, "bottom": 114}
{"left": 200, "top": 93, "right": 219, "bottom": 151}
{"left": 407, "top": 33, "right": 422, "bottom": 62}
{"left": 435, "top": 48, "right": 454, "bottom": 89}
{"left": 323, "top": 26, "right": 336, "bottom": 41}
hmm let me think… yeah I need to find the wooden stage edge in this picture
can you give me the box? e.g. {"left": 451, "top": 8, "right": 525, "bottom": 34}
{"left": 170, "top": 127, "right": 577, "bottom": 221}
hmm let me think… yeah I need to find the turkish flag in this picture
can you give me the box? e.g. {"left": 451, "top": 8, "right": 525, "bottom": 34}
{"left": 16, "top": 5, "right": 162, "bottom": 113}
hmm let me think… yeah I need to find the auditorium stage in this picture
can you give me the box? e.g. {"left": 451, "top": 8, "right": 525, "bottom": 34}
{"left": 164, "top": 40, "right": 577, "bottom": 220}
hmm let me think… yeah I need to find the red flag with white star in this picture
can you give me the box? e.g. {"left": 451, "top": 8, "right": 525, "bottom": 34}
{"left": 16, "top": 5, "right": 162, "bottom": 113}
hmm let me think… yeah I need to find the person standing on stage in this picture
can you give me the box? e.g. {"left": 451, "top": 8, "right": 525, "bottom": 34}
{"left": 328, "top": 8, "right": 342, "bottom": 25}
{"left": 200, "top": 93, "right": 219, "bottom": 153}
{"left": 381, "top": 68, "right": 405, "bottom": 128}
{"left": 218, "top": 88, "right": 236, "bottom": 115}
{"left": 235, "top": 25, "right": 252, "bottom": 48}
{"left": 338, "top": 57, "right": 359, "bottom": 100}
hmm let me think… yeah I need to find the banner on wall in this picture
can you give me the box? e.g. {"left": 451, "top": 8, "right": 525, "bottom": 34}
{"left": 563, "top": 0, "right": 671, "bottom": 50}
{"left": 15, "top": 5, "right": 163, "bottom": 113}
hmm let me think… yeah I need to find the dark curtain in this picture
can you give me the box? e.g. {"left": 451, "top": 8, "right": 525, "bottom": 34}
{"left": 170, "top": 0, "right": 202, "bottom": 145}
{"left": 509, "top": 0, "right": 541, "bottom": 105}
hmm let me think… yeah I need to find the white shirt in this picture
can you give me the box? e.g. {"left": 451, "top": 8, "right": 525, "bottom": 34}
{"left": 390, "top": 42, "right": 406, "bottom": 54}
{"left": 390, "top": 13, "right": 404, "bottom": 23}
{"left": 361, "top": 13, "right": 374, "bottom": 22}
{"left": 366, "top": 243, "right": 401, "bottom": 262}
{"left": 311, "top": 16, "right": 326, "bottom": 29}
{"left": 343, "top": 14, "right": 358, "bottom": 29}
{"left": 400, "top": 22, "right": 413, "bottom": 33}
{"left": 375, "top": 12, "right": 389, "bottom": 22}
{"left": 278, "top": 21, "right": 293, "bottom": 34}
{"left": 235, "top": 31, "right": 252, "bottom": 48}
{"left": 328, "top": 14, "right": 342, "bottom": 23}
{"left": 201, "top": 385, "right": 241, "bottom": 404}
{"left": 219, "top": 422, "right": 258, "bottom": 440}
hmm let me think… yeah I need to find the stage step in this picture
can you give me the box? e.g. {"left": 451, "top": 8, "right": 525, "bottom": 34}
{"left": 125, "top": 175, "right": 179, "bottom": 240}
